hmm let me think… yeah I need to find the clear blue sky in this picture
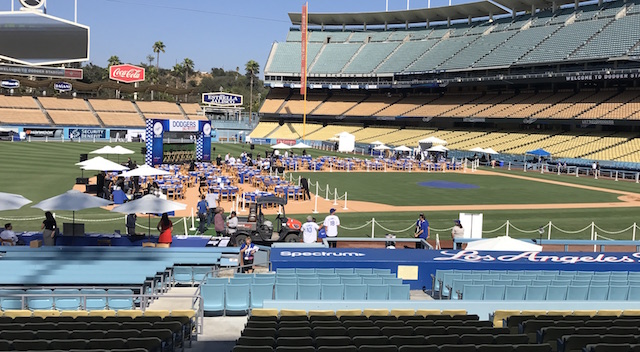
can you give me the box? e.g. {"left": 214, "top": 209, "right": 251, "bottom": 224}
{"left": 1, "top": 0, "right": 461, "bottom": 74}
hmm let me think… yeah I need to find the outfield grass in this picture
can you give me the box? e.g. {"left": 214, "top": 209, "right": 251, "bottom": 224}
{"left": 0, "top": 141, "right": 637, "bottom": 241}
{"left": 290, "top": 171, "right": 622, "bottom": 206}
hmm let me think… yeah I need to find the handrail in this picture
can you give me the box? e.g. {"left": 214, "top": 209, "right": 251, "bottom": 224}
{"left": 322, "top": 236, "right": 434, "bottom": 249}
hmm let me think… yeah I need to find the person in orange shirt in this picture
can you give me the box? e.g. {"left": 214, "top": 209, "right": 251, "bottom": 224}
{"left": 156, "top": 213, "right": 173, "bottom": 246}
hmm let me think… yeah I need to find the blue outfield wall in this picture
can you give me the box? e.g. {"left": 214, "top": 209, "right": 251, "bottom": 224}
{"left": 270, "top": 248, "right": 640, "bottom": 290}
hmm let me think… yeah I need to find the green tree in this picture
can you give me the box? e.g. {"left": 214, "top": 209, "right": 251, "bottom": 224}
{"left": 107, "top": 55, "right": 122, "bottom": 67}
{"left": 183, "top": 58, "right": 195, "bottom": 86}
{"left": 152, "top": 41, "right": 166, "bottom": 73}
{"left": 245, "top": 60, "right": 260, "bottom": 117}
{"left": 146, "top": 54, "right": 155, "bottom": 67}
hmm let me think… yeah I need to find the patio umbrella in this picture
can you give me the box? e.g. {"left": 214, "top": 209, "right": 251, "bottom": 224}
{"left": 32, "top": 190, "right": 112, "bottom": 235}
{"left": 90, "top": 146, "right": 115, "bottom": 155}
{"left": 110, "top": 146, "right": 135, "bottom": 162}
{"left": 419, "top": 136, "right": 447, "bottom": 145}
{"left": 394, "top": 145, "right": 412, "bottom": 152}
{"left": 370, "top": 141, "right": 385, "bottom": 145}
{"left": 78, "top": 156, "right": 129, "bottom": 172}
{"left": 483, "top": 148, "right": 499, "bottom": 155}
{"left": 119, "top": 164, "right": 170, "bottom": 178}
{"left": 0, "top": 192, "right": 32, "bottom": 211}
{"left": 427, "top": 145, "right": 449, "bottom": 152}
{"left": 465, "top": 235, "right": 542, "bottom": 252}
{"left": 469, "top": 147, "right": 486, "bottom": 153}
{"left": 291, "top": 142, "right": 312, "bottom": 149}
{"left": 270, "top": 142, "right": 292, "bottom": 150}
{"left": 110, "top": 195, "right": 187, "bottom": 236}
{"left": 373, "top": 145, "right": 391, "bottom": 150}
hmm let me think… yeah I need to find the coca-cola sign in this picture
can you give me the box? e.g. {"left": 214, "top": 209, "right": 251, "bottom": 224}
{"left": 109, "top": 64, "right": 145, "bottom": 83}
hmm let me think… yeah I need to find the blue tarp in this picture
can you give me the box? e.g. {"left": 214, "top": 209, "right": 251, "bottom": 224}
{"left": 526, "top": 148, "right": 551, "bottom": 157}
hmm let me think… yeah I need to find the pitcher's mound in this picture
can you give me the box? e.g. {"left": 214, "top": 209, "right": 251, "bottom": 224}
{"left": 418, "top": 181, "right": 479, "bottom": 189}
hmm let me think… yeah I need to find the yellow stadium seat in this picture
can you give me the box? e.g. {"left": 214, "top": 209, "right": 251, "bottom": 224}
{"left": 250, "top": 309, "right": 278, "bottom": 317}
{"left": 492, "top": 310, "right": 520, "bottom": 327}
{"left": 60, "top": 311, "right": 89, "bottom": 318}
{"left": 336, "top": 309, "right": 362, "bottom": 318}
{"left": 3, "top": 310, "right": 32, "bottom": 318}
{"left": 390, "top": 309, "right": 416, "bottom": 318}
{"left": 144, "top": 310, "right": 171, "bottom": 318}
{"left": 441, "top": 309, "right": 467, "bottom": 316}
{"left": 546, "top": 311, "right": 572, "bottom": 316}
{"left": 596, "top": 310, "right": 622, "bottom": 317}
{"left": 33, "top": 310, "right": 61, "bottom": 318}
{"left": 88, "top": 310, "right": 117, "bottom": 317}
{"left": 279, "top": 309, "right": 307, "bottom": 317}
{"left": 171, "top": 309, "right": 196, "bottom": 318}
{"left": 117, "top": 309, "right": 143, "bottom": 318}
{"left": 572, "top": 310, "right": 597, "bottom": 317}
{"left": 416, "top": 309, "right": 441, "bottom": 317}
{"left": 621, "top": 310, "right": 640, "bottom": 316}
{"left": 309, "top": 310, "right": 335, "bottom": 317}
{"left": 363, "top": 309, "right": 389, "bottom": 317}
{"left": 521, "top": 310, "right": 547, "bottom": 317}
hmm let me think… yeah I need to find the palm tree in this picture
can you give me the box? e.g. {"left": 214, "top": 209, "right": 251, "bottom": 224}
{"left": 152, "top": 41, "right": 166, "bottom": 72}
{"left": 107, "top": 55, "right": 122, "bottom": 67}
{"left": 146, "top": 54, "right": 154, "bottom": 67}
{"left": 183, "top": 58, "right": 194, "bottom": 86}
{"left": 245, "top": 60, "right": 260, "bottom": 117}
{"left": 172, "top": 63, "right": 184, "bottom": 88}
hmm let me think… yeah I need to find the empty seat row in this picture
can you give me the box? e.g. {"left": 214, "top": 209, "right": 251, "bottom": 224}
{"left": 0, "top": 337, "right": 161, "bottom": 352}
{"left": 460, "top": 284, "right": 640, "bottom": 301}
{"left": 172, "top": 265, "right": 215, "bottom": 286}
{"left": 0, "top": 289, "right": 135, "bottom": 311}
{"left": 277, "top": 268, "right": 393, "bottom": 275}
{"left": 247, "top": 319, "right": 492, "bottom": 329}
{"left": 211, "top": 277, "right": 403, "bottom": 285}
{"left": 248, "top": 309, "right": 472, "bottom": 320}
{"left": 242, "top": 326, "right": 508, "bottom": 338}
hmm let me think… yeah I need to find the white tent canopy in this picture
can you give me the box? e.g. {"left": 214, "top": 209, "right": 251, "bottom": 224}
{"left": 119, "top": 164, "right": 171, "bottom": 178}
{"left": 373, "top": 144, "right": 391, "bottom": 151}
{"left": 77, "top": 157, "right": 129, "bottom": 171}
{"left": 469, "top": 147, "right": 486, "bottom": 153}
{"left": 291, "top": 142, "right": 312, "bottom": 149}
{"left": 32, "top": 190, "right": 112, "bottom": 212}
{"left": 270, "top": 143, "right": 292, "bottom": 150}
{"left": 484, "top": 148, "right": 499, "bottom": 155}
{"left": 419, "top": 136, "right": 447, "bottom": 145}
{"left": 110, "top": 146, "right": 135, "bottom": 155}
{"left": 465, "top": 235, "right": 542, "bottom": 252}
{"left": 337, "top": 132, "right": 356, "bottom": 153}
{"left": 90, "top": 146, "right": 115, "bottom": 154}
{"left": 394, "top": 145, "right": 412, "bottom": 152}
{"left": 0, "top": 192, "right": 31, "bottom": 211}
{"left": 427, "top": 145, "right": 449, "bottom": 152}
{"left": 370, "top": 141, "right": 385, "bottom": 145}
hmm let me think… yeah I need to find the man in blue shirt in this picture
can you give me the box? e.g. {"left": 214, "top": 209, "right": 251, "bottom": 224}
{"left": 197, "top": 195, "right": 208, "bottom": 234}
{"left": 414, "top": 213, "right": 430, "bottom": 249}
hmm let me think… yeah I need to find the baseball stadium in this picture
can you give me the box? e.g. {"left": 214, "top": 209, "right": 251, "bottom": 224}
{"left": 3, "top": 0, "right": 640, "bottom": 351}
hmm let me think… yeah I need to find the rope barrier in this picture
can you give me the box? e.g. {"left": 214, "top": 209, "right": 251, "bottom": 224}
{"left": 339, "top": 221, "right": 373, "bottom": 231}
{"left": 509, "top": 223, "right": 545, "bottom": 234}
{"left": 595, "top": 233, "right": 616, "bottom": 241}
{"left": 375, "top": 222, "right": 415, "bottom": 233}
{"left": 0, "top": 216, "right": 45, "bottom": 221}
{"left": 56, "top": 215, "right": 123, "bottom": 222}
{"left": 482, "top": 222, "right": 508, "bottom": 234}
{"left": 431, "top": 226, "right": 454, "bottom": 232}
{"left": 550, "top": 223, "right": 593, "bottom": 234}
{"left": 594, "top": 224, "right": 636, "bottom": 235}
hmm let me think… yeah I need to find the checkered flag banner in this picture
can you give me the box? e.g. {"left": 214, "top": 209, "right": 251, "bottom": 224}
{"left": 196, "top": 132, "right": 203, "bottom": 161}
{"left": 145, "top": 119, "right": 153, "bottom": 166}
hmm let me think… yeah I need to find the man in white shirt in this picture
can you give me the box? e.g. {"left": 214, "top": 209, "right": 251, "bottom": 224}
{"left": 0, "top": 223, "right": 18, "bottom": 245}
{"left": 301, "top": 216, "right": 319, "bottom": 244}
{"left": 226, "top": 211, "right": 238, "bottom": 235}
{"left": 321, "top": 208, "right": 340, "bottom": 248}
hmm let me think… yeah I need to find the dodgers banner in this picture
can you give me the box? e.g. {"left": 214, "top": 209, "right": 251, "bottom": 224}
{"left": 69, "top": 128, "right": 106, "bottom": 139}
{"left": 271, "top": 248, "right": 640, "bottom": 289}
{"left": 168, "top": 120, "right": 199, "bottom": 132}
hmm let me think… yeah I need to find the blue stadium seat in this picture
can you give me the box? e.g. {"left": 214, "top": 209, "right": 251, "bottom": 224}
{"left": 388, "top": 284, "right": 410, "bottom": 300}
{"left": 366, "top": 285, "right": 388, "bottom": 300}
{"left": 587, "top": 286, "right": 609, "bottom": 300}
{"left": 570, "top": 280, "right": 590, "bottom": 287}
{"left": 250, "top": 284, "right": 274, "bottom": 308}
{"left": 296, "top": 268, "right": 316, "bottom": 274}
{"left": 566, "top": 286, "right": 589, "bottom": 300}
{"left": 173, "top": 267, "right": 193, "bottom": 285}
{"left": 297, "top": 284, "right": 321, "bottom": 300}
{"left": 525, "top": 286, "right": 547, "bottom": 300}
{"left": 201, "top": 284, "right": 225, "bottom": 314}
{"left": 0, "top": 289, "right": 23, "bottom": 310}
{"left": 481, "top": 274, "right": 500, "bottom": 281}
{"left": 193, "top": 267, "right": 213, "bottom": 284}
{"left": 298, "top": 278, "right": 320, "bottom": 285}
{"left": 546, "top": 286, "right": 568, "bottom": 300}
{"left": 319, "top": 277, "right": 341, "bottom": 285}
{"left": 335, "top": 268, "right": 354, "bottom": 275}
{"left": 627, "top": 286, "right": 640, "bottom": 301}
{"left": 607, "top": 285, "right": 629, "bottom": 300}
{"left": 504, "top": 286, "right": 526, "bottom": 300}
{"left": 321, "top": 284, "right": 344, "bottom": 300}
{"left": 462, "top": 285, "right": 484, "bottom": 300}
{"left": 276, "top": 277, "right": 297, "bottom": 285}
{"left": 277, "top": 268, "right": 296, "bottom": 275}
{"left": 225, "top": 284, "right": 250, "bottom": 314}
{"left": 492, "top": 280, "right": 512, "bottom": 286}
{"left": 315, "top": 269, "right": 335, "bottom": 275}
{"left": 344, "top": 284, "right": 367, "bottom": 300}
{"left": 450, "top": 279, "right": 468, "bottom": 300}
{"left": 341, "top": 277, "right": 363, "bottom": 285}
{"left": 362, "top": 277, "right": 383, "bottom": 285}
{"left": 54, "top": 289, "right": 81, "bottom": 310}
{"left": 383, "top": 278, "right": 403, "bottom": 285}
{"left": 26, "top": 289, "right": 53, "bottom": 310}
{"left": 80, "top": 289, "right": 107, "bottom": 311}
{"left": 500, "top": 274, "right": 519, "bottom": 281}
{"left": 275, "top": 284, "right": 297, "bottom": 300}
{"left": 253, "top": 277, "right": 276, "bottom": 285}
{"left": 512, "top": 280, "right": 532, "bottom": 286}
{"left": 354, "top": 268, "right": 373, "bottom": 275}
{"left": 230, "top": 277, "right": 253, "bottom": 285}
{"left": 372, "top": 269, "right": 391, "bottom": 275}
{"left": 207, "top": 278, "right": 229, "bottom": 285}
{"left": 483, "top": 285, "right": 506, "bottom": 300}
{"left": 107, "top": 289, "right": 134, "bottom": 310}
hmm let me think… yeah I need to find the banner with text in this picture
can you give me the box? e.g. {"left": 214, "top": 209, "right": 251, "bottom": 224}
{"left": 168, "top": 120, "right": 199, "bottom": 132}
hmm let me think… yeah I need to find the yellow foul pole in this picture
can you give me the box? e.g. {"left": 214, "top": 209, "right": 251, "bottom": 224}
{"left": 301, "top": 2, "right": 309, "bottom": 140}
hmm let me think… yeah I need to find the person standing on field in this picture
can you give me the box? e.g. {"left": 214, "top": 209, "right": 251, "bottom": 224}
{"left": 302, "top": 216, "right": 320, "bottom": 243}
{"left": 320, "top": 208, "right": 340, "bottom": 248}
